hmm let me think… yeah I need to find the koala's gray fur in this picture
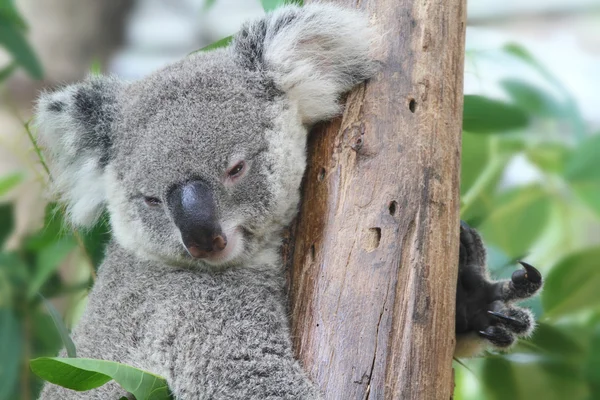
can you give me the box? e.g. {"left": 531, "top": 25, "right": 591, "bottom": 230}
{"left": 36, "top": 4, "right": 376, "bottom": 399}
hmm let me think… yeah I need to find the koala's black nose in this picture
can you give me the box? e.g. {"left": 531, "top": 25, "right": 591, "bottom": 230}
{"left": 167, "top": 180, "right": 227, "bottom": 258}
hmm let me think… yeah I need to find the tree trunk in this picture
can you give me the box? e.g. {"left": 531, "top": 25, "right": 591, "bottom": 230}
{"left": 285, "top": 0, "right": 466, "bottom": 398}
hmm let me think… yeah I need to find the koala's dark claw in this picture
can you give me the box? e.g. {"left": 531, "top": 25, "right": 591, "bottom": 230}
{"left": 487, "top": 310, "right": 529, "bottom": 332}
{"left": 478, "top": 327, "right": 515, "bottom": 348}
{"left": 501, "top": 261, "right": 544, "bottom": 301}
{"left": 513, "top": 261, "right": 542, "bottom": 284}
{"left": 487, "top": 310, "right": 518, "bottom": 324}
{"left": 478, "top": 330, "right": 495, "bottom": 341}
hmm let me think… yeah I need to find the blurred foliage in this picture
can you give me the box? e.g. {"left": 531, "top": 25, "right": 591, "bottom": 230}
{"left": 0, "top": 198, "right": 110, "bottom": 400}
{"left": 1, "top": 0, "right": 600, "bottom": 399}
{"left": 0, "top": 5, "right": 111, "bottom": 394}
{"left": 455, "top": 44, "right": 600, "bottom": 400}
{"left": 0, "top": 0, "right": 42, "bottom": 79}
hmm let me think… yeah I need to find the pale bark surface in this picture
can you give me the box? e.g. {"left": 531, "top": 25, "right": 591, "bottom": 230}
{"left": 285, "top": 0, "right": 467, "bottom": 398}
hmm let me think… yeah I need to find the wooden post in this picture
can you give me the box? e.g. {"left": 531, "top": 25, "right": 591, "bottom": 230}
{"left": 285, "top": 0, "right": 466, "bottom": 398}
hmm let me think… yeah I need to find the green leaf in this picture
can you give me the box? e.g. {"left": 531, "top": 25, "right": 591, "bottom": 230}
{"left": 198, "top": 35, "right": 233, "bottom": 52}
{"left": 0, "top": 22, "right": 43, "bottom": 79}
{"left": 496, "top": 136, "right": 527, "bottom": 155}
{"left": 483, "top": 352, "right": 589, "bottom": 400}
{"left": 479, "top": 186, "right": 550, "bottom": 258}
{"left": 521, "top": 322, "right": 585, "bottom": 361}
{"left": 0, "top": 0, "right": 27, "bottom": 30}
{"left": 525, "top": 143, "right": 570, "bottom": 174}
{"left": 534, "top": 358, "right": 588, "bottom": 399}
{"left": 31, "top": 309, "right": 62, "bottom": 356}
{"left": 30, "top": 357, "right": 173, "bottom": 400}
{"left": 26, "top": 203, "right": 68, "bottom": 252}
{"left": 0, "top": 309, "right": 21, "bottom": 400}
{"left": 0, "top": 172, "right": 22, "bottom": 196}
{"left": 459, "top": 164, "right": 505, "bottom": 226}
{"left": 565, "top": 135, "right": 600, "bottom": 182}
{"left": 564, "top": 134, "right": 600, "bottom": 216}
{"left": 481, "top": 356, "right": 519, "bottom": 400}
{"left": 0, "top": 251, "right": 28, "bottom": 287}
{"left": 460, "top": 132, "right": 490, "bottom": 195}
{"left": 30, "top": 358, "right": 111, "bottom": 391}
{"left": 542, "top": 246, "right": 600, "bottom": 317}
{"left": 81, "top": 214, "right": 111, "bottom": 270}
{"left": 459, "top": 149, "right": 508, "bottom": 225}
{"left": 0, "top": 203, "right": 14, "bottom": 248}
{"left": 463, "top": 95, "right": 529, "bottom": 134}
{"left": 585, "top": 326, "right": 600, "bottom": 398}
{"left": 460, "top": 136, "right": 528, "bottom": 225}
{"left": 503, "top": 43, "right": 538, "bottom": 68}
{"left": 571, "top": 184, "right": 600, "bottom": 217}
{"left": 500, "top": 79, "right": 561, "bottom": 117}
{"left": 40, "top": 295, "right": 76, "bottom": 358}
{"left": 28, "top": 237, "right": 76, "bottom": 298}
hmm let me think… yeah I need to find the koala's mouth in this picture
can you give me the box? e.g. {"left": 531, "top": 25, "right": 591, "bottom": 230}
{"left": 183, "top": 226, "right": 244, "bottom": 266}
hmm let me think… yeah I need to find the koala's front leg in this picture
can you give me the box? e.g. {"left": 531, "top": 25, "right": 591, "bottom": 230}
{"left": 455, "top": 222, "right": 543, "bottom": 357}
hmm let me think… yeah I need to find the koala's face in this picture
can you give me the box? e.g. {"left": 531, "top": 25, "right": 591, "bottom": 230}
{"left": 105, "top": 56, "right": 307, "bottom": 266}
{"left": 36, "top": 4, "right": 375, "bottom": 268}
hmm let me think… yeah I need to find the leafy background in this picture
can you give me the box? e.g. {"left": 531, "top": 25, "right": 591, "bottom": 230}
{"left": 455, "top": 43, "right": 600, "bottom": 400}
{"left": 1, "top": 0, "right": 600, "bottom": 399}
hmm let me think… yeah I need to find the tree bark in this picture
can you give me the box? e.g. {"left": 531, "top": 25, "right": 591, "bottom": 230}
{"left": 285, "top": 0, "right": 466, "bottom": 398}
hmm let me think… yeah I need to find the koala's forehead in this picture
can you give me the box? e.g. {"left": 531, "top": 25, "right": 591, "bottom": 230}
{"left": 113, "top": 53, "right": 277, "bottom": 180}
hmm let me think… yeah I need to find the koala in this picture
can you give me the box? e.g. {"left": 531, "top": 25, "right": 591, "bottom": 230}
{"left": 35, "top": 4, "right": 542, "bottom": 400}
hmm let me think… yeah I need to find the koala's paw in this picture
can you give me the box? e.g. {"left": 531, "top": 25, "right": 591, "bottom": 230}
{"left": 455, "top": 221, "right": 543, "bottom": 357}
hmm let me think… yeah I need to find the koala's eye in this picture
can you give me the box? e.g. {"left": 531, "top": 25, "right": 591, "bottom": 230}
{"left": 144, "top": 196, "right": 162, "bottom": 207}
{"left": 227, "top": 161, "right": 245, "bottom": 178}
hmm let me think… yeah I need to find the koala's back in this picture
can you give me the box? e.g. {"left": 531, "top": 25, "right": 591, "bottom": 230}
{"left": 40, "top": 243, "right": 318, "bottom": 400}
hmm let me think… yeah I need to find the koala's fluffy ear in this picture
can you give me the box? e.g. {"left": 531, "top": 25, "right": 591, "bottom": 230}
{"left": 232, "top": 4, "right": 377, "bottom": 125}
{"left": 35, "top": 76, "right": 123, "bottom": 227}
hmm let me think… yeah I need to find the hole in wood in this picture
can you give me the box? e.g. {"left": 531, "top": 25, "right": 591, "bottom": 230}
{"left": 389, "top": 201, "right": 398, "bottom": 216}
{"left": 317, "top": 168, "right": 326, "bottom": 182}
{"left": 364, "top": 227, "right": 381, "bottom": 252}
{"left": 409, "top": 98, "right": 416, "bottom": 113}
{"left": 310, "top": 244, "right": 316, "bottom": 262}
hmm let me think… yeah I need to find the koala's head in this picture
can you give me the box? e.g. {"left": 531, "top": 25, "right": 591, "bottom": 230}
{"left": 36, "top": 4, "right": 375, "bottom": 268}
